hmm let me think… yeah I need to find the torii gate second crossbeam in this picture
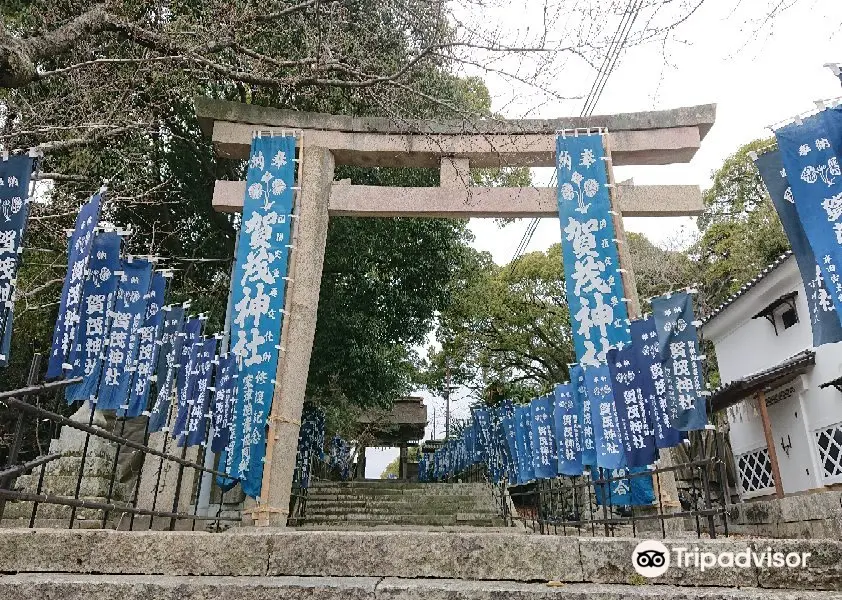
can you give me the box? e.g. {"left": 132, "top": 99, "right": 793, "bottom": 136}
{"left": 195, "top": 98, "right": 717, "bottom": 527}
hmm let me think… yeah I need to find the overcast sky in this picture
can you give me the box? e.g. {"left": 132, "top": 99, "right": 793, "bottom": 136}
{"left": 365, "top": 0, "right": 842, "bottom": 477}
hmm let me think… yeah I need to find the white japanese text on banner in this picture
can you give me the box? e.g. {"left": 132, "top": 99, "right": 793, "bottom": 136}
{"left": 556, "top": 133, "right": 630, "bottom": 366}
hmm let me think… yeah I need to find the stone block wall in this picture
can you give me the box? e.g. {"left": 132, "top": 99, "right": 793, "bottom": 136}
{"left": 727, "top": 490, "right": 842, "bottom": 538}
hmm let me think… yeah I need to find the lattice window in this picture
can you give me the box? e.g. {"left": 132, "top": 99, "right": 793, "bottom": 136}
{"left": 736, "top": 448, "right": 774, "bottom": 494}
{"left": 815, "top": 423, "right": 842, "bottom": 482}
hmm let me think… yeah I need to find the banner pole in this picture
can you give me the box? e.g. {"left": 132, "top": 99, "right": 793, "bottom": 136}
{"left": 254, "top": 134, "right": 305, "bottom": 527}
{"left": 601, "top": 132, "right": 681, "bottom": 513}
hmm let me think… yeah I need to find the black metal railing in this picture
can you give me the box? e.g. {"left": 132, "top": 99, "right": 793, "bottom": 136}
{"left": 429, "top": 444, "right": 730, "bottom": 539}
{"left": 503, "top": 457, "right": 728, "bottom": 539}
{"left": 0, "top": 368, "right": 240, "bottom": 531}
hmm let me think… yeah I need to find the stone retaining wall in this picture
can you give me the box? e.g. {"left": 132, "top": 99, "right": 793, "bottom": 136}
{"left": 726, "top": 491, "right": 842, "bottom": 538}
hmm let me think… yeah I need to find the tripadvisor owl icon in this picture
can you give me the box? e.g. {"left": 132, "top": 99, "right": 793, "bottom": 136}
{"left": 632, "top": 540, "right": 670, "bottom": 578}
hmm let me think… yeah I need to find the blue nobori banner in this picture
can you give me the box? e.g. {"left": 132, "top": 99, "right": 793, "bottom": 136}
{"left": 65, "top": 231, "right": 121, "bottom": 404}
{"left": 776, "top": 109, "right": 842, "bottom": 318}
{"left": 530, "top": 394, "right": 557, "bottom": 480}
{"left": 553, "top": 382, "right": 583, "bottom": 476}
{"left": 147, "top": 306, "right": 185, "bottom": 433}
{"left": 629, "top": 316, "right": 683, "bottom": 449}
{"left": 228, "top": 135, "right": 297, "bottom": 498}
{"left": 570, "top": 364, "right": 596, "bottom": 467}
{"left": 97, "top": 259, "right": 153, "bottom": 411}
{"left": 756, "top": 149, "right": 842, "bottom": 345}
{"left": 184, "top": 337, "right": 218, "bottom": 447}
{"left": 497, "top": 400, "right": 519, "bottom": 484}
{"left": 651, "top": 292, "right": 708, "bottom": 431}
{"left": 174, "top": 339, "right": 202, "bottom": 439}
{"left": 585, "top": 364, "right": 626, "bottom": 470}
{"left": 125, "top": 271, "right": 167, "bottom": 417}
{"left": 607, "top": 345, "right": 657, "bottom": 467}
{"left": 47, "top": 194, "right": 101, "bottom": 379}
{"left": 211, "top": 354, "right": 238, "bottom": 453}
{"left": 513, "top": 403, "right": 534, "bottom": 485}
{"left": 0, "top": 155, "right": 35, "bottom": 367}
{"left": 556, "top": 133, "right": 630, "bottom": 367}
{"left": 472, "top": 407, "right": 492, "bottom": 466}
{"left": 172, "top": 317, "right": 204, "bottom": 434}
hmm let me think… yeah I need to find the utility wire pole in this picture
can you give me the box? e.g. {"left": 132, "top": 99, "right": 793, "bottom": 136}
{"left": 444, "top": 360, "right": 451, "bottom": 439}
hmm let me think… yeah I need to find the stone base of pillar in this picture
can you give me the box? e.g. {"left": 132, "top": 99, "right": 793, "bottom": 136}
{"left": 134, "top": 428, "right": 199, "bottom": 523}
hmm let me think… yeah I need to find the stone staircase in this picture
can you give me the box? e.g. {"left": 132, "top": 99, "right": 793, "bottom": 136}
{"left": 300, "top": 480, "right": 507, "bottom": 528}
{"left": 0, "top": 529, "right": 839, "bottom": 598}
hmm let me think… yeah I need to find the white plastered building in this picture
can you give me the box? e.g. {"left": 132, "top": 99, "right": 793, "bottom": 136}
{"left": 701, "top": 251, "right": 842, "bottom": 499}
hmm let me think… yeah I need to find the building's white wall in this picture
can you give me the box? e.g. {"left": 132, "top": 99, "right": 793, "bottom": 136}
{"left": 710, "top": 261, "right": 812, "bottom": 386}
{"left": 703, "top": 257, "right": 842, "bottom": 497}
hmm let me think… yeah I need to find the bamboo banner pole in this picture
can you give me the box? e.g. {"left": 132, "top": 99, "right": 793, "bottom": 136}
{"left": 601, "top": 130, "right": 681, "bottom": 510}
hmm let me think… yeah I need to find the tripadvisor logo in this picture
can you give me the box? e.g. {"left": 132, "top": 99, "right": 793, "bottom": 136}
{"left": 632, "top": 541, "right": 811, "bottom": 578}
{"left": 632, "top": 540, "right": 670, "bottom": 577}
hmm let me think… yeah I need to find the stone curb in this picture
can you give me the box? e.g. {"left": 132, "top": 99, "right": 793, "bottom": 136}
{"left": 0, "top": 530, "right": 839, "bottom": 590}
{"left": 0, "top": 574, "right": 839, "bottom": 599}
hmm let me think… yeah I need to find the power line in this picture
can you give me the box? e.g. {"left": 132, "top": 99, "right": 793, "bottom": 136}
{"left": 507, "top": 0, "right": 643, "bottom": 268}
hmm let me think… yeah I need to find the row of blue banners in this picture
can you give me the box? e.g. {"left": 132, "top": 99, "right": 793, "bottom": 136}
{"left": 420, "top": 290, "right": 707, "bottom": 504}
{"left": 37, "top": 191, "right": 241, "bottom": 459}
{"left": 554, "top": 133, "right": 704, "bottom": 430}
{"left": 7, "top": 134, "right": 298, "bottom": 501}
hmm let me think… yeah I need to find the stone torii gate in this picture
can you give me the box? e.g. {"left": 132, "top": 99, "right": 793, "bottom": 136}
{"left": 196, "top": 98, "right": 716, "bottom": 526}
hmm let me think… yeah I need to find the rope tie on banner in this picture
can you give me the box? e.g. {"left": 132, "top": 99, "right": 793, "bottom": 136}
{"left": 268, "top": 415, "right": 301, "bottom": 427}
{"left": 248, "top": 506, "right": 289, "bottom": 519}
{"left": 767, "top": 95, "right": 842, "bottom": 131}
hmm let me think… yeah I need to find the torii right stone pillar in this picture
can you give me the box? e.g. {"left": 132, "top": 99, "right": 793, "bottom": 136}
{"left": 604, "top": 134, "right": 682, "bottom": 530}
{"left": 254, "top": 146, "right": 334, "bottom": 527}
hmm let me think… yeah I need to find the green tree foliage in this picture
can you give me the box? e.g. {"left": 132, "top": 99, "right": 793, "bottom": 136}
{"left": 695, "top": 138, "right": 790, "bottom": 311}
{"left": 380, "top": 447, "right": 420, "bottom": 478}
{"left": 626, "top": 231, "right": 700, "bottom": 313}
{"left": 421, "top": 243, "right": 574, "bottom": 404}
{"left": 0, "top": 1, "right": 522, "bottom": 461}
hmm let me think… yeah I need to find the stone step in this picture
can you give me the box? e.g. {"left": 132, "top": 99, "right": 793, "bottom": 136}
{"left": 304, "top": 521, "right": 506, "bottom": 529}
{"left": 307, "top": 484, "right": 491, "bottom": 496}
{"left": 303, "top": 514, "right": 505, "bottom": 526}
{"left": 305, "top": 492, "right": 494, "bottom": 502}
{"left": 309, "top": 481, "right": 486, "bottom": 489}
{"left": 0, "top": 574, "right": 838, "bottom": 599}
{"left": 305, "top": 507, "right": 499, "bottom": 517}
{"left": 291, "top": 525, "right": 523, "bottom": 532}
{"left": 1, "top": 530, "right": 840, "bottom": 591}
{"left": 304, "top": 498, "right": 497, "bottom": 509}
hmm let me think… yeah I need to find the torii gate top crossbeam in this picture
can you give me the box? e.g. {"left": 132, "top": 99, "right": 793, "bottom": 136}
{"left": 195, "top": 98, "right": 716, "bottom": 168}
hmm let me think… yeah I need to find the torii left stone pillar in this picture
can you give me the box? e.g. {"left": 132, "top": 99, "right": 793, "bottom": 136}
{"left": 253, "top": 147, "right": 333, "bottom": 526}
{"left": 196, "top": 98, "right": 716, "bottom": 526}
